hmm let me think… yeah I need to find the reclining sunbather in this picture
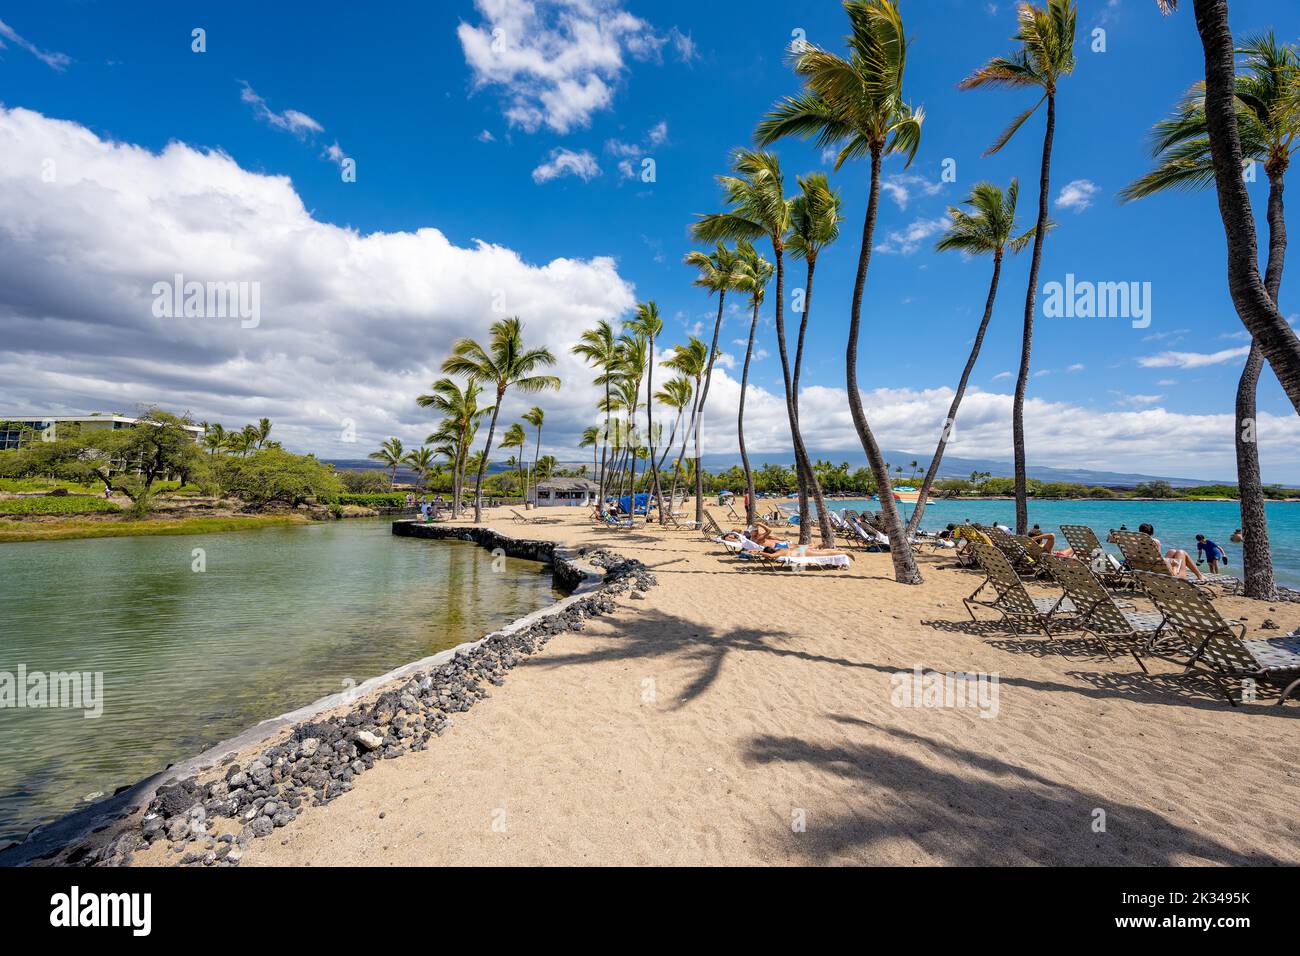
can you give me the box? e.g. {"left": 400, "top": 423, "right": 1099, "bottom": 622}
{"left": 1138, "top": 522, "right": 1205, "bottom": 581}
{"left": 719, "top": 531, "right": 852, "bottom": 560}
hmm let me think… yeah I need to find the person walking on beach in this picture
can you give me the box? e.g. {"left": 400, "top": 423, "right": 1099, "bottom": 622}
{"left": 1138, "top": 523, "right": 1205, "bottom": 581}
{"left": 1195, "top": 534, "right": 1227, "bottom": 574}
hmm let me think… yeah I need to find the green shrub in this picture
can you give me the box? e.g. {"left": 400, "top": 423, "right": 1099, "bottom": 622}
{"left": 326, "top": 492, "right": 410, "bottom": 508}
{"left": 214, "top": 448, "right": 344, "bottom": 506}
{"left": 0, "top": 496, "right": 121, "bottom": 515}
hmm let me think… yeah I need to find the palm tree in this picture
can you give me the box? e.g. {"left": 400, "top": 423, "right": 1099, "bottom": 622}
{"left": 404, "top": 446, "right": 435, "bottom": 485}
{"left": 443, "top": 317, "right": 560, "bottom": 522}
{"left": 958, "top": 0, "right": 1075, "bottom": 534}
{"left": 756, "top": 0, "right": 924, "bottom": 583}
{"left": 906, "top": 180, "right": 1037, "bottom": 535}
{"left": 682, "top": 242, "right": 741, "bottom": 527}
{"left": 653, "top": 375, "right": 693, "bottom": 474}
{"left": 616, "top": 329, "right": 650, "bottom": 517}
{"left": 522, "top": 406, "right": 544, "bottom": 504}
{"left": 501, "top": 422, "right": 527, "bottom": 496}
{"left": 254, "top": 417, "right": 273, "bottom": 449}
{"left": 201, "top": 422, "right": 229, "bottom": 456}
{"left": 417, "top": 377, "right": 484, "bottom": 518}
{"left": 227, "top": 427, "right": 256, "bottom": 457}
{"left": 663, "top": 339, "right": 708, "bottom": 511}
{"left": 571, "top": 320, "right": 620, "bottom": 515}
{"left": 731, "top": 240, "right": 774, "bottom": 527}
{"left": 1154, "top": 1, "right": 1300, "bottom": 412}
{"left": 1120, "top": 34, "right": 1297, "bottom": 600}
{"left": 369, "top": 437, "right": 405, "bottom": 487}
{"left": 627, "top": 301, "right": 667, "bottom": 522}
{"left": 696, "top": 151, "right": 824, "bottom": 538}
{"left": 579, "top": 425, "right": 600, "bottom": 482}
{"left": 785, "top": 172, "right": 843, "bottom": 547}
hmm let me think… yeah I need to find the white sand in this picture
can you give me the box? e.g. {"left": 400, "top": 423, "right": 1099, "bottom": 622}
{"left": 133, "top": 504, "right": 1300, "bottom": 866}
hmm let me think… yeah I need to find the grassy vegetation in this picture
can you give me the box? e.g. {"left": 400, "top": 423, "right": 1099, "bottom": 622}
{"left": 0, "top": 496, "right": 121, "bottom": 515}
{"left": 0, "top": 514, "right": 310, "bottom": 543}
{"left": 327, "top": 492, "right": 412, "bottom": 508}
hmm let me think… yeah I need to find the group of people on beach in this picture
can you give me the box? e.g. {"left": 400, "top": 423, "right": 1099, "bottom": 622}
{"left": 1021, "top": 521, "right": 1227, "bottom": 580}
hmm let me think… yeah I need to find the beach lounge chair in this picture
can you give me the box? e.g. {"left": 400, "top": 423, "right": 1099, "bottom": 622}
{"left": 981, "top": 525, "right": 1044, "bottom": 579}
{"left": 1012, "top": 535, "right": 1056, "bottom": 580}
{"left": 952, "top": 525, "right": 993, "bottom": 569}
{"left": 1135, "top": 571, "right": 1300, "bottom": 706}
{"left": 717, "top": 532, "right": 850, "bottom": 571}
{"left": 1059, "top": 524, "right": 1133, "bottom": 590}
{"left": 510, "top": 508, "right": 558, "bottom": 525}
{"left": 1113, "top": 531, "right": 1237, "bottom": 596}
{"left": 700, "top": 509, "right": 726, "bottom": 540}
{"left": 964, "top": 544, "right": 1076, "bottom": 636}
{"left": 1040, "top": 554, "right": 1162, "bottom": 670}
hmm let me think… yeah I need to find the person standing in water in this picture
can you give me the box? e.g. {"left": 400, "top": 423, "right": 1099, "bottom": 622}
{"left": 1195, "top": 534, "right": 1227, "bottom": 574}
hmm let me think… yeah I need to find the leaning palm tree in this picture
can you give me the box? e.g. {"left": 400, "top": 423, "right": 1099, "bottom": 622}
{"left": 1154, "top": 1, "right": 1300, "bottom": 412}
{"left": 1120, "top": 33, "right": 1298, "bottom": 600}
{"left": 579, "top": 425, "right": 600, "bottom": 481}
{"left": 958, "top": 0, "right": 1076, "bottom": 534}
{"left": 785, "top": 172, "right": 843, "bottom": 547}
{"left": 443, "top": 317, "right": 560, "bottom": 522}
{"left": 731, "top": 240, "right": 775, "bottom": 527}
{"left": 663, "top": 338, "right": 708, "bottom": 512}
{"left": 907, "top": 180, "right": 1037, "bottom": 536}
{"left": 522, "top": 406, "right": 544, "bottom": 503}
{"left": 626, "top": 301, "right": 667, "bottom": 522}
{"left": 682, "top": 242, "right": 741, "bottom": 526}
{"left": 570, "top": 320, "right": 620, "bottom": 515}
{"left": 417, "top": 377, "right": 484, "bottom": 518}
{"left": 369, "top": 436, "right": 405, "bottom": 487}
{"left": 501, "top": 422, "right": 527, "bottom": 497}
{"left": 695, "top": 151, "right": 831, "bottom": 540}
{"left": 755, "top": 0, "right": 924, "bottom": 582}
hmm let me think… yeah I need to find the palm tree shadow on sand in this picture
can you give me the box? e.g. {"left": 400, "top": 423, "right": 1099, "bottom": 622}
{"left": 745, "top": 718, "right": 1288, "bottom": 866}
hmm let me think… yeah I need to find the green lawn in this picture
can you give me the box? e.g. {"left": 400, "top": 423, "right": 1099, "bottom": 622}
{"left": 0, "top": 496, "right": 121, "bottom": 515}
{"left": 0, "top": 513, "right": 310, "bottom": 542}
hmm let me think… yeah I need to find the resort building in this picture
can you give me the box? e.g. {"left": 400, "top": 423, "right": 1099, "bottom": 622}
{"left": 531, "top": 477, "right": 599, "bottom": 507}
{"left": 0, "top": 414, "right": 204, "bottom": 450}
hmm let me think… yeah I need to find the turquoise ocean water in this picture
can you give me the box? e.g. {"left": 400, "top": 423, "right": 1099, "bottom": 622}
{"left": 817, "top": 497, "right": 1300, "bottom": 590}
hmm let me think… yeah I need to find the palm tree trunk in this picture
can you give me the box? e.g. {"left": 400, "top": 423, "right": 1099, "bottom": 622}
{"left": 628, "top": 406, "right": 639, "bottom": 517}
{"left": 598, "top": 378, "right": 611, "bottom": 516}
{"left": 1013, "top": 94, "right": 1055, "bottom": 535}
{"left": 473, "top": 398, "right": 502, "bottom": 522}
{"left": 792, "top": 258, "right": 835, "bottom": 548}
{"left": 738, "top": 299, "right": 760, "bottom": 526}
{"left": 1235, "top": 166, "right": 1286, "bottom": 599}
{"left": 694, "top": 293, "right": 728, "bottom": 525}
{"left": 670, "top": 377, "right": 702, "bottom": 515}
{"left": 845, "top": 147, "right": 921, "bottom": 584}
{"left": 1191, "top": 0, "right": 1300, "bottom": 412}
{"left": 646, "top": 336, "right": 666, "bottom": 524}
{"left": 908, "top": 251, "right": 1004, "bottom": 535}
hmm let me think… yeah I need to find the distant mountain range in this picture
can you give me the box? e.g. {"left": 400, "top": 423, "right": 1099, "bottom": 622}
{"left": 326, "top": 452, "right": 1231, "bottom": 489}
{"left": 695, "top": 450, "right": 1232, "bottom": 489}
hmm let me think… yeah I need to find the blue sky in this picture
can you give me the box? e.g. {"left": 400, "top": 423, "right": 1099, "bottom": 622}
{"left": 3, "top": 0, "right": 1300, "bottom": 480}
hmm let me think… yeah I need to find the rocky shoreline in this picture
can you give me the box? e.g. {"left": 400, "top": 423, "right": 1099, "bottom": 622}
{"left": 0, "top": 522, "right": 656, "bottom": 867}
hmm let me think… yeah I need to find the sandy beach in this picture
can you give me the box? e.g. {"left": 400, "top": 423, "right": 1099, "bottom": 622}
{"left": 124, "top": 504, "right": 1300, "bottom": 867}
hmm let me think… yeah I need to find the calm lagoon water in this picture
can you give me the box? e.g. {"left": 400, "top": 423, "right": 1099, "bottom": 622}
{"left": 821, "top": 497, "right": 1300, "bottom": 590}
{"left": 0, "top": 519, "right": 559, "bottom": 847}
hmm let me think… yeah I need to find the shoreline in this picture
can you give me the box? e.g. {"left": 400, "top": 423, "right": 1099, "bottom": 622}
{"left": 0, "top": 521, "right": 644, "bottom": 867}
{"left": 7, "top": 505, "right": 1299, "bottom": 867}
